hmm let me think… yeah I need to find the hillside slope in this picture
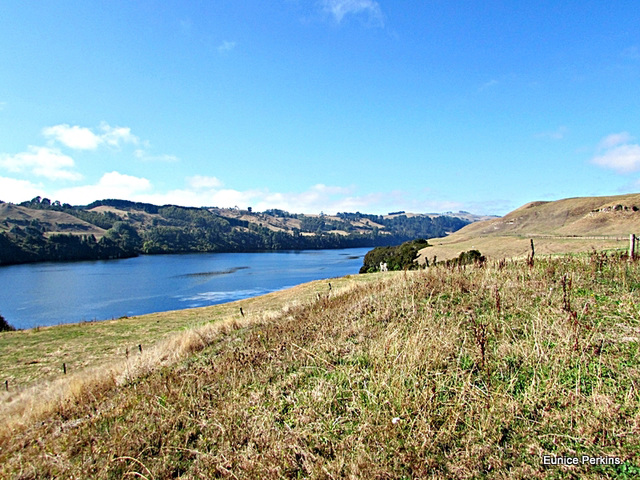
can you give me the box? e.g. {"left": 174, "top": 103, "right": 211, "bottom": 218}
{"left": 418, "top": 193, "right": 640, "bottom": 262}
{"left": 1, "top": 255, "right": 638, "bottom": 478}
{"left": 0, "top": 203, "right": 105, "bottom": 237}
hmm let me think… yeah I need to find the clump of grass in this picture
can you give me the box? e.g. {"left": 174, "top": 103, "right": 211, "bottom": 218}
{"left": 1, "top": 256, "right": 639, "bottom": 478}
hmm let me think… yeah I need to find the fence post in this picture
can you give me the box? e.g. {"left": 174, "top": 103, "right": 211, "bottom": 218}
{"left": 630, "top": 234, "right": 636, "bottom": 260}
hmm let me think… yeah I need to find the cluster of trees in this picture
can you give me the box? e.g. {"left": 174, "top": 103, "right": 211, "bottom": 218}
{"left": 0, "top": 228, "right": 137, "bottom": 265}
{"left": 298, "top": 216, "right": 355, "bottom": 234}
{"left": 337, "top": 212, "right": 467, "bottom": 239}
{"left": 359, "top": 243, "right": 487, "bottom": 273}
{"left": 359, "top": 239, "right": 430, "bottom": 273}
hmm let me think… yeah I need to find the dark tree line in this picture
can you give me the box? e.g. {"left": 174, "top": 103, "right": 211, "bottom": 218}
{"left": 337, "top": 213, "right": 467, "bottom": 239}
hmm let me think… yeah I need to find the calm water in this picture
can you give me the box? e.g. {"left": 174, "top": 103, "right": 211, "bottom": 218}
{"left": 0, "top": 248, "right": 369, "bottom": 329}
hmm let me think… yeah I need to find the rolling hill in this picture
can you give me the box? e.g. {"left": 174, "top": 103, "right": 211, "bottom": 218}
{"left": 0, "top": 198, "right": 473, "bottom": 265}
{"left": 418, "top": 193, "right": 640, "bottom": 263}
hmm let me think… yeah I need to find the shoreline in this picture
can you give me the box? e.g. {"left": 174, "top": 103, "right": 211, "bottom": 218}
{"left": 0, "top": 271, "right": 389, "bottom": 396}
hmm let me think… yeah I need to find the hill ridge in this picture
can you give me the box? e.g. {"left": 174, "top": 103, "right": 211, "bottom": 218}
{"left": 418, "top": 192, "right": 640, "bottom": 262}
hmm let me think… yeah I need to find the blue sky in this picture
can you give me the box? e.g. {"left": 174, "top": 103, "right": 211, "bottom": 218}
{"left": 0, "top": 1, "right": 639, "bottom": 215}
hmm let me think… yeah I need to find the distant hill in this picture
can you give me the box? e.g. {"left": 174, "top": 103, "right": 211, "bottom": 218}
{"left": 418, "top": 193, "right": 640, "bottom": 262}
{"left": 0, "top": 198, "right": 473, "bottom": 265}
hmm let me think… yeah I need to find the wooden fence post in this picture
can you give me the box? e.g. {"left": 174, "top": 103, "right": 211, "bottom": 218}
{"left": 630, "top": 234, "right": 636, "bottom": 260}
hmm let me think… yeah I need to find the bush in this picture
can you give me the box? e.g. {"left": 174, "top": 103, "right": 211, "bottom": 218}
{"left": 0, "top": 313, "right": 16, "bottom": 332}
{"left": 445, "top": 249, "right": 486, "bottom": 267}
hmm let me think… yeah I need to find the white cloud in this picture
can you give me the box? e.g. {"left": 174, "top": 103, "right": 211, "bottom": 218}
{"left": 99, "top": 123, "right": 139, "bottom": 147}
{"left": 321, "top": 0, "right": 384, "bottom": 26}
{"left": 187, "top": 175, "right": 224, "bottom": 189}
{"left": 131, "top": 181, "right": 459, "bottom": 215}
{"left": 42, "top": 124, "right": 101, "bottom": 150}
{"left": 0, "top": 146, "right": 82, "bottom": 181}
{"left": 217, "top": 40, "right": 236, "bottom": 53}
{"left": 32, "top": 171, "right": 473, "bottom": 216}
{"left": 54, "top": 171, "right": 151, "bottom": 205}
{"left": 43, "top": 122, "right": 139, "bottom": 150}
{"left": 0, "top": 176, "right": 45, "bottom": 203}
{"left": 598, "top": 132, "right": 633, "bottom": 150}
{"left": 592, "top": 132, "right": 640, "bottom": 173}
{"left": 592, "top": 144, "right": 640, "bottom": 173}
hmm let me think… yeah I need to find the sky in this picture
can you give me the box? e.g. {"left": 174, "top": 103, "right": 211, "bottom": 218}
{"left": 0, "top": 1, "right": 639, "bottom": 216}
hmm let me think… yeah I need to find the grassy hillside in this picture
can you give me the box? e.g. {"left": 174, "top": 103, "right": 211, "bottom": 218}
{"left": 1, "top": 253, "right": 639, "bottom": 478}
{"left": 0, "top": 202, "right": 106, "bottom": 237}
{"left": 418, "top": 193, "right": 640, "bottom": 263}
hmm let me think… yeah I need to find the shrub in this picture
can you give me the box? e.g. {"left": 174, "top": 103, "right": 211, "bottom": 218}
{"left": 0, "top": 313, "right": 16, "bottom": 332}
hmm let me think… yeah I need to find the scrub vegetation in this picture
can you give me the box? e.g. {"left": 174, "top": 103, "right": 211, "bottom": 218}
{"left": 1, "top": 252, "right": 639, "bottom": 478}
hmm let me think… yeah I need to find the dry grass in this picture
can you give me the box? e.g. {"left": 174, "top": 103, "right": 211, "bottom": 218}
{"left": 0, "top": 273, "right": 375, "bottom": 394}
{"left": 1, "top": 255, "right": 640, "bottom": 478}
{"left": 0, "top": 274, "right": 379, "bottom": 439}
{"left": 416, "top": 193, "right": 640, "bottom": 263}
{"left": 418, "top": 235, "right": 628, "bottom": 263}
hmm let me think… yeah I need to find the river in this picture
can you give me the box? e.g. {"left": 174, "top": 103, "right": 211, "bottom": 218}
{"left": 0, "top": 248, "right": 370, "bottom": 329}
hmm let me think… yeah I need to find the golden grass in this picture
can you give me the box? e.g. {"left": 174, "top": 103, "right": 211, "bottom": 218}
{"left": 0, "top": 273, "right": 382, "bottom": 439}
{"left": 1, "top": 254, "right": 639, "bottom": 478}
{"left": 417, "top": 193, "right": 640, "bottom": 263}
{"left": 418, "top": 235, "right": 628, "bottom": 263}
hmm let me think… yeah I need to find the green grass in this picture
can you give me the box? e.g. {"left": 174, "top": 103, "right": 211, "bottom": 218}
{"left": 1, "top": 253, "right": 639, "bottom": 478}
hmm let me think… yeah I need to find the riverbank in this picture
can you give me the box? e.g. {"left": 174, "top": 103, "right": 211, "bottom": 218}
{"left": 0, "top": 271, "right": 384, "bottom": 401}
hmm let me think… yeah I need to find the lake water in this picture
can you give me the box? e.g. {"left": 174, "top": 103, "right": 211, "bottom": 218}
{"left": 0, "top": 248, "right": 370, "bottom": 329}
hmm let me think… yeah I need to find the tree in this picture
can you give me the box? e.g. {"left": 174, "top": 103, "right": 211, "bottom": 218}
{"left": 0, "top": 313, "right": 16, "bottom": 332}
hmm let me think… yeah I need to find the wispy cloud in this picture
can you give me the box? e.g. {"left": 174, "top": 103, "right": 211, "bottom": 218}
{"left": 478, "top": 79, "right": 499, "bottom": 92}
{"left": 43, "top": 122, "right": 139, "bottom": 150}
{"left": 41, "top": 121, "right": 177, "bottom": 164}
{"left": 592, "top": 132, "right": 640, "bottom": 173}
{"left": 0, "top": 146, "right": 82, "bottom": 181}
{"left": 598, "top": 132, "right": 633, "bottom": 150}
{"left": 217, "top": 40, "right": 237, "bottom": 54}
{"left": 320, "top": 0, "right": 384, "bottom": 26}
{"left": 535, "top": 126, "right": 568, "bottom": 141}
